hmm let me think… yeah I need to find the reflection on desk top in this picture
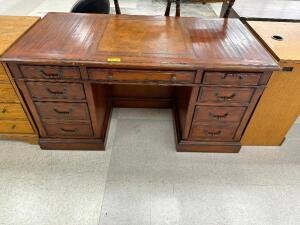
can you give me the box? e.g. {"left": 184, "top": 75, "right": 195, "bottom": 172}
{"left": 247, "top": 21, "right": 300, "bottom": 62}
{"left": 233, "top": 0, "right": 300, "bottom": 22}
{"left": 2, "top": 12, "right": 278, "bottom": 70}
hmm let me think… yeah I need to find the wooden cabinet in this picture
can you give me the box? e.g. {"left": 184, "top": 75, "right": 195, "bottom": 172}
{"left": 1, "top": 13, "right": 278, "bottom": 152}
{"left": 242, "top": 21, "right": 300, "bottom": 146}
{"left": 0, "top": 16, "right": 39, "bottom": 144}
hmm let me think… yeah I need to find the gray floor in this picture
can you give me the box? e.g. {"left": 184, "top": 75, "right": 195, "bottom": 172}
{"left": 1, "top": 1, "right": 300, "bottom": 225}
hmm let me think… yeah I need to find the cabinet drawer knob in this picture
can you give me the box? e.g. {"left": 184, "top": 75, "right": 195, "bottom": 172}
{"left": 1, "top": 108, "right": 7, "bottom": 113}
{"left": 107, "top": 75, "right": 113, "bottom": 81}
{"left": 171, "top": 75, "right": 177, "bottom": 82}
{"left": 206, "top": 130, "right": 222, "bottom": 137}
{"left": 53, "top": 108, "right": 73, "bottom": 115}
{"left": 215, "top": 93, "right": 236, "bottom": 101}
{"left": 46, "top": 88, "right": 67, "bottom": 95}
{"left": 11, "top": 124, "right": 16, "bottom": 130}
{"left": 60, "top": 128, "right": 77, "bottom": 133}
{"left": 209, "top": 112, "right": 229, "bottom": 120}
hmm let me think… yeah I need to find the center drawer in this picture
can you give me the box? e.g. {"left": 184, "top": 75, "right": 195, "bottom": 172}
{"left": 26, "top": 82, "right": 86, "bottom": 100}
{"left": 88, "top": 69, "right": 195, "bottom": 83}
{"left": 35, "top": 102, "right": 90, "bottom": 120}
{"left": 198, "top": 87, "right": 254, "bottom": 105}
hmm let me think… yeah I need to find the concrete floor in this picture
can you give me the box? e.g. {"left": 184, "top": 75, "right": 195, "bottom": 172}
{"left": 1, "top": 1, "right": 300, "bottom": 225}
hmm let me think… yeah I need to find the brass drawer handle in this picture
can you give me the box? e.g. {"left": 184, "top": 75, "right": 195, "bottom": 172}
{"left": 53, "top": 108, "right": 73, "bottom": 115}
{"left": 206, "top": 130, "right": 222, "bottom": 137}
{"left": 1, "top": 108, "right": 7, "bottom": 113}
{"left": 209, "top": 112, "right": 229, "bottom": 120}
{"left": 171, "top": 75, "right": 177, "bottom": 82}
{"left": 215, "top": 93, "right": 236, "bottom": 101}
{"left": 222, "top": 73, "right": 244, "bottom": 80}
{"left": 60, "top": 128, "right": 77, "bottom": 133}
{"left": 39, "top": 68, "right": 63, "bottom": 79}
{"left": 46, "top": 88, "right": 67, "bottom": 95}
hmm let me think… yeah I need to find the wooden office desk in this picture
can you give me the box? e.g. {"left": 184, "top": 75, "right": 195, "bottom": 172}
{"left": 1, "top": 13, "right": 278, "bottom": 152}
{"left": 221, "top": 0, "right": 300, "bottom": 22}
{"left": 242, "top": 21, "right": 300, "bottom": 146}
{"left": 0, "top": 16, "right": 39, "bottom": 144}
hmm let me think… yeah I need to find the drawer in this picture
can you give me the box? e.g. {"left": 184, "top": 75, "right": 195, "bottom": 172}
{"left": 198, "top": 87, "right": 254, "bottom": 105}
{"left": 193, "top": 106, "right": 246, "bottom": 123}
{"left": 0, "top": 83, "right": 19, "bottom": 102}
{"left": 26, "top": 82, "right": 86, "bottom": 100}
{"left": 19, "top": 65, "right": 81, "bottom": 80}
{"left": 88, "top": 69, "right": 195, "bottom": 83}
{"left": 0, "top": 103, "right": 27, "bottom": 120}
{"left": 190, "top": 123, "right": 238, "bottom": 141}
{"left": 43, "top": 121, "right": 93, "bottom": 137}
{"left": 35, "top": 102, "right": 90, "bottom": 120}
{"left": 203, "top": 72, "right": 262, "bottom": 86}
{"left": 0, "top": 64, "right": 9, "bottom": 81}
{"left": 0, "top": 120, "right": 34, "bottom": 134}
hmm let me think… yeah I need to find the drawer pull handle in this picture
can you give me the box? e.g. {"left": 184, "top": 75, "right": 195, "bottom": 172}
{"left": 39, "top": 69, "right": 63, "bottom": 79}
{"left": 53, "top": 108, "right": 73, "bottom": 115}
{"left": 222, "top": 73, "right": 244, "bottom": 80}
{"left": 1, "top": 108, "right": 7, "bottom": 113}
{"left": 215, "top": 93, "right": 236, "bottom": 101}
{"left": 107, "top": 75, "right": 113, "bottom": 81}
{"left": 171, "top": 76, "right": 177, "bottom": 82}
{"left": 209, "top": 112, "right": 229, "bottom": 120}
{"left": 206, "top": 130, "right": 222, "bottom": 137}
{"left": 60, "top": 128, "right": 77, "bottom": 133}
{"left": 46, "top": 88, "right": 67, "bottom": 95}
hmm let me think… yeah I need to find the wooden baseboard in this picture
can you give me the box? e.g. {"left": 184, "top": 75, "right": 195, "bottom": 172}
{"left": 39, "top": 138, "right": 105, "bottom": 150}
{"left": 0, "top": 133, "right": 38, "bottom": 144}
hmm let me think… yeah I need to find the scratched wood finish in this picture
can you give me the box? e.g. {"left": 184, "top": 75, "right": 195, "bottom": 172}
{"left": 242, "top": 21, "right": 300, "bottom": 146}
{"left": 0, "top": 16, "right": 39, "bottom": 144}
{"left": 1, "top": 13, "right": 278, "bottom": 152}
{"left": 2, "top": 13, "right": 277, "bottom": 70}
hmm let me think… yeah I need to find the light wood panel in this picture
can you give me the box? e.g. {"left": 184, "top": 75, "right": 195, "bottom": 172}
{"left": 247, "top": 21, "right": 300, "bottom": 62}
{"left": 0, "top": 16, "right": 39, "bottom": 144}
{"left": 242, "top": 63, "right": 300, "bottom": 145}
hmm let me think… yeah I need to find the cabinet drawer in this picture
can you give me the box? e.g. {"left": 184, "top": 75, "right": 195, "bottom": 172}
{"left": 20, "top": 65, "right": 81, "bottom": 80}
{"left": 198, "top": 87, "right": 254, "bottom": 105}
{"left": 203, "top": 72, "right": 262, "bottom": 85}
{"left": 0, "top": 103, "right": 27, "bottom": 120}
{"left": 0, "top": 83, "right": 19, "bottom": 102}
{"left": 88, "top": 69, "right": 195, "bottom": 83}
{"left": 35, "top": 102, "right": 90, "bottom": 120}
{"left": 0, "top": 64, "right": 9, "bottom": 81}
{"left": 0, "top": 120, "right": 34, "bottom": 134}
{"left": 26, "top": 82, "right": 86, "bottom": 100}
{"left": 193, "top": 106, "right": 246, "bottom": 123}
{"left": 190, "top": 123, "right": 238, "bottom": 141}
{"left": 43, "top": 121, "right": 93, "bottom": 137}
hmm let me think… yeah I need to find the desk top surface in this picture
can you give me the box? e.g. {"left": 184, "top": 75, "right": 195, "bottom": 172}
{"left": 248, "top": 21, "right": 300, "bottom": 62}
{"left": 2, "top": 13, "right": 278, "bottom": 70}
{"left": 0, "top": 16, "right": 39, "bottom": 56}
{"left": 233, "top": 0, "right": 300, "bottom": 21}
